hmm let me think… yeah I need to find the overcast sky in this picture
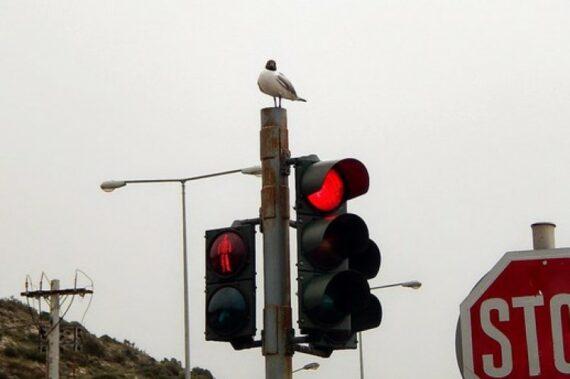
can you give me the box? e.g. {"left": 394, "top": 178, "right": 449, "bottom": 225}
{"left": 2, "top": 1, "right": 570, "bottom": 378}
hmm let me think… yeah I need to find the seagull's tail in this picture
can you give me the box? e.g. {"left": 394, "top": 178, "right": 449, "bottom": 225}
{"left": 296, "top": 97, "right": 307, "bottom": 102}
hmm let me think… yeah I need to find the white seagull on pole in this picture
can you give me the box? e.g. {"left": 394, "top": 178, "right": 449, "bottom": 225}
{"left": 258, "top": 60, "right": 307, "bottom": 108}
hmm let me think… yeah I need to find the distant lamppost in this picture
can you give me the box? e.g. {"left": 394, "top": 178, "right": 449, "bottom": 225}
{"left": 293, "top": 362, "right": 320, "bottom": 374}
{"left": 100, "top": 165, "right": 261, "bottom": 379}
{"left": 359, "top": 280, "right": 422, "bottom": 379}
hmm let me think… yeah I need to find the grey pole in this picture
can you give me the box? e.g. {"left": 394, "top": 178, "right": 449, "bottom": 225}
{"left": 531, "top": 222, "right": 556, "bottom": 250}
{"left": 181, "top": 182, "right": 191, "bottom": 379}
{"left": 358, "top": 332, "right": 364, "bottom": 379}
{"left": 260, "top": 107, "right": 293, "bottom": 379}
{"left": 48, "top": 279, "right": 60, "bottom": 379}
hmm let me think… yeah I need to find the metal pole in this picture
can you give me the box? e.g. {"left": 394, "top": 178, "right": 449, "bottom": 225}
{"left": 260, "top": 107, "right": 293, "bottom": 379}
{"left": 358, "top": 331, "right": 364, "bottom": 379}
{"left": 532, "top": 222, "right": 556, "bottom": 250}
{"left": 48, "top": 280, "right": 60, "bottom": 379}
{"left": 181, "top": 182, "right": 191, "bottom": 379}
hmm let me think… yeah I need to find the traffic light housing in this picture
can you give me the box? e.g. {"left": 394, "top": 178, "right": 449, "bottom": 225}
{"left": 205, "top": 224, "right": 256, "bottom": 348}
{"left": 294, "top": 156, "right": 382, "bottom": 350}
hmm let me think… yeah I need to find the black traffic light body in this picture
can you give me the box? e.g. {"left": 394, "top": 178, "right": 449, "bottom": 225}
{"left": 294, "top": 156, "right": 382, "bottom": 350}
{"left": 205, "top": 224, "right": 256, "bottom": 347}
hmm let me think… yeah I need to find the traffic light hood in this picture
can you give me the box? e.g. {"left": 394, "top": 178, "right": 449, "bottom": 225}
{"left": 303, "top": 270, "right": 370, "bottom": 325}
{"left": 349, "top": 240, "right": 381, "bottom": 279}
{"left": 301, "top": 213, "right": 370, "bottom": 271}
{"left": 351, "top": 294, "right": 382, "bottom": 332}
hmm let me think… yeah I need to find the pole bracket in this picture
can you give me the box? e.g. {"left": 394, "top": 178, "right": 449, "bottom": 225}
{"left": 292, "top": 344, "right": 333, "bottom": 358}
{"left": 232, "top": 218, "right": 261, "bottom": 227}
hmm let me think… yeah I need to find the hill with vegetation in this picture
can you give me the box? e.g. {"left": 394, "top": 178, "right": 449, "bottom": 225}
{"left": 0, "top": 298, "right": 214, "bottom": 378}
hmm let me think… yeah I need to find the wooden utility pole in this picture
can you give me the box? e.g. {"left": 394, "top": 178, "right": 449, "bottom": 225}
{"left": 21, "top": 279, "right": 93, "bottom": 379}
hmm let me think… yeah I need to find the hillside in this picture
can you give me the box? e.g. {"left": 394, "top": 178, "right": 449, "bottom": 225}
{"left": 0, "top": 298, "right": 214, "bottom": 379}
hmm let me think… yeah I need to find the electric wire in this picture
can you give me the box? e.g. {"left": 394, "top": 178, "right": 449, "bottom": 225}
{"left": 20, "top": 270, "right": 94, "bottom": 339}
{"left": 24, "top": 275, "right": 43, "bottom": 334}
{"left": 75, "top": 269, "right": 94, "bottom": 324}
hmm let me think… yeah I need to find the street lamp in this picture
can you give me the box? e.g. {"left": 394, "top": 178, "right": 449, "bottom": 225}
{"left": 100, "top": 165, "right": 261, "bottom": 379}
{"left": 359, "top": 280, "right": 422, "bottom": 379}
{"left": 293, "top": 362, "right": 320, "bottom": 374}
{"left": 370, "top": 280, "right": 422, "bottom": 291}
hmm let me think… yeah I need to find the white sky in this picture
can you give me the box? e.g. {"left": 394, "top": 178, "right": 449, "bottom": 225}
{"left": 2, "top": 1, "right": 570, "bottom": 378}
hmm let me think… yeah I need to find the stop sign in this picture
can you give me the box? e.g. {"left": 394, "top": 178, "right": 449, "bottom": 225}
{"left": 458, "top": 249, "right": 570, "bottom": 378}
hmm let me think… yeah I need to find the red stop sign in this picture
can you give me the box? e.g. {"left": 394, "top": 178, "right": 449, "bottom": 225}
{"left": 458, "top": 249, "right": 570, "bottom": 378}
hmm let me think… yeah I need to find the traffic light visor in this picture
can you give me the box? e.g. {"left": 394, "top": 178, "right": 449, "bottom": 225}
{"left": 352, "top": 294, "right": 382, "bottom": 332}
{"left": 302, "top": 213, "right": 369, "bottom": 270}
{"left": 207, "top": 287, "right": 248, "bottom": 336}
{"left": 303, "top": 271, "right": 370, "bottom": 325}
{"left": 302, "top": 159, "right": 369, "bottom": 213}
{"left": 349, "top": 240, "right": 381, "bottom": 280}
{"left": 208, "top": 232, "right": 247, "bottom": 277}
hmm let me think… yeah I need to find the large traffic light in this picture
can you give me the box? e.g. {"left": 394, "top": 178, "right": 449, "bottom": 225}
{"left": 294, "top": 155, "right": 382, "bottom": 350}
{"left": 205, "top": 224, "right": 256, "bottom": 348}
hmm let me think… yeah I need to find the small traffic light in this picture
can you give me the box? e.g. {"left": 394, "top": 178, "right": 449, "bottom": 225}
{"left": 294, "top": 155, "right": 382, "bottom": 351}
{"left": 205, "top": 224, "right": 256, "bottom": 348}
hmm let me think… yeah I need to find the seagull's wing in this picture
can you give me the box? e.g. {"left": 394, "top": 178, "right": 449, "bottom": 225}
{"left": 276, "top": 73, "right": 298, "bottom": 97}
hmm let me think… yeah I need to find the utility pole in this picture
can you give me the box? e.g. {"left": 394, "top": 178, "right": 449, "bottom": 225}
{"left": 48, "top": 280, "right": 60, "bottom": 379}
{"left": 260, "top": 107, "right": 293, "bottom": 379}
{"left": 21, "top": 279, "right": 93, "bottom": 379}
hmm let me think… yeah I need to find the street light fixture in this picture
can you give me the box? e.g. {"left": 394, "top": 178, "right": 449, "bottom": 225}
{"left": 370, "top": 280, "right": 422, "bottom": 291}
{"left": 100, "top": 180, "right": 127, "bottom": 192}
{"left": 293, "top": 362, "right": 320, "bottom": 374}
{"left": 359, "top": 280, "right": 422, "bottom": 379}
{"left": 100, "top": 165, "right": 261, "bottom": 379}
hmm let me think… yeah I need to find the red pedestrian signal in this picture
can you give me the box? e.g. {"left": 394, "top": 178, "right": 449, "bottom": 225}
{"left": 208, "top": 232, "right": 247, "bottom": 276}
{"left": 205, "top": 224, "right": 256, "bottom": 347}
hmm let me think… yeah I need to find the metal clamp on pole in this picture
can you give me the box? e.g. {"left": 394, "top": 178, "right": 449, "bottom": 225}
{"left": 231, "top": 339, "right": 263, "bottom": 350}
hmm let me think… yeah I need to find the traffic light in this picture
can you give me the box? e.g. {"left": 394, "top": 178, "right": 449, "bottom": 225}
{"left": 205, "top": 224, "right": 256, "bottom": 348}
{"left": 294, "top": 155, "right": 382, "bottom": 351}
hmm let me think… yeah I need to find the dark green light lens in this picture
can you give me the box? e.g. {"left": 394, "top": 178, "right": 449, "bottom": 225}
{"left": 207, "top": 287, "right": 247, "bottom": 335}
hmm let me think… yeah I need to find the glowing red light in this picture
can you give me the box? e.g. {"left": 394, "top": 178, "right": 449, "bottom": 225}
{"left": 209, "top": 232, "right": 246, "bottom": 276}
{"left": 307, "top": 169, "right": 345, "bottom": 212}
{"left": 218, "top": 234, "right": 233, "bottom": 273}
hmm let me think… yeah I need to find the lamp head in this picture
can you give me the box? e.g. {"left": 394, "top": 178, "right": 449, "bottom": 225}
{"left": 100, "top": 180, "right": 126, "bottom": 192}
{"left": 303, "top": 363, "right": 320, "bottom": 371}
{"left": 403, "top": 280, "right": 422, "bottom": 289}
{"left": 240, "top": 166, "right": 262, "bottom": 177}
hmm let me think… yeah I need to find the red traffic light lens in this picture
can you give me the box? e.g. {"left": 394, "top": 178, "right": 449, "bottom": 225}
{"left": 208, "top": 232, "right": 247, "bottom": 277}
{"left": 307, "top": 169, "right": 345, "bottom": 213}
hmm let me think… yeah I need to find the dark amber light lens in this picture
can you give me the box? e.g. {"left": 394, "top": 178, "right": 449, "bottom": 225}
{"left": 307, "top": 169, "right": 345, "bottom": 212}
{"left": 209, "top": 232, "right": 247, "bottom": 276}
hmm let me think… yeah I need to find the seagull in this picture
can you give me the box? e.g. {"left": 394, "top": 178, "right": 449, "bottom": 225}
{"left": 258, "top": 60, "right": 306, "bottom": 108}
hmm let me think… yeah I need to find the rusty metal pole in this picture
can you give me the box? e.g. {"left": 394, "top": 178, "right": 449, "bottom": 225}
{"left": 260, "top": 107, "right": 293, "bottom": 379}
{"left": 532, "top": 222, "right": 556, "bottom": 250}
